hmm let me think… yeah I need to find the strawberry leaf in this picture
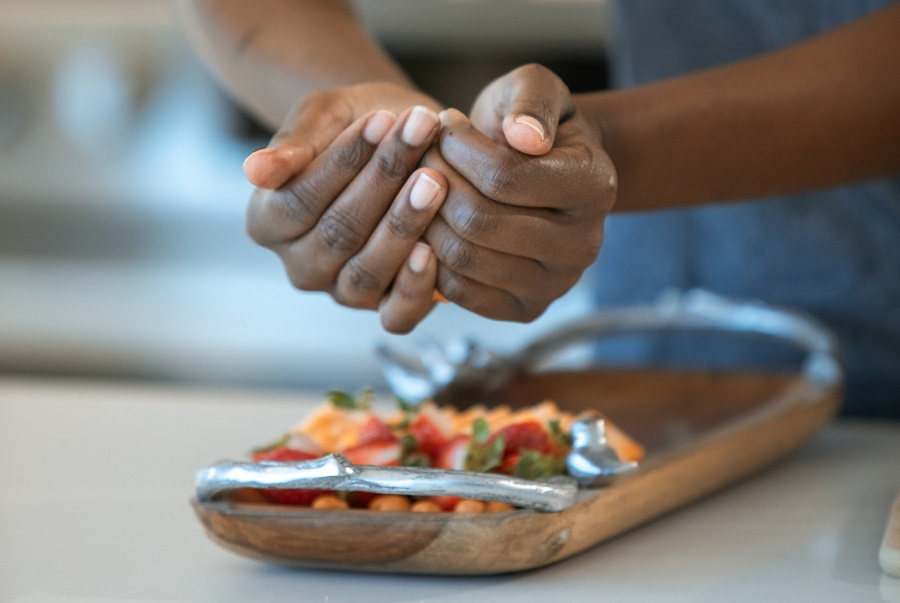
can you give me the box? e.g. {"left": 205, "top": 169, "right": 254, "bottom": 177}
{"left": 513, "top": 449, "right": 568, "bottom": 481}
{"left": 472, "top": 417, "right": 491, "bottom": 444}
{"left": 464, "top": 434, "right": 505, "bottom": 473}
{"left": 549, "top": 419, "right": 573, "bottom": 448}
{"left": 327, "top": 389, "right": 372, "bottom": 411}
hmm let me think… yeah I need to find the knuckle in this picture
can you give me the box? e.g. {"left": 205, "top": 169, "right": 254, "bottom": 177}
{"left": 341, "top": 259, "right": 385, "bottom": 306}
{"left": 372, "top": 150, "right": 412, "bottom": 182}
{"left": 439, "top": 236, "right": 475, "bottom": 273}
{"left": 328, "top": 137, "right": 369, "bottom": 172}
{"left": 447, "top": 198, "right": 491, "bottom": 241}
{"left": 384, "top": 210, "right": 421, "bottom": 242}
{"left": 317, "top": 208, "right": 366, "bottom": 253}
{"left": 284, "top": 263, "right": 319, "bottom": 292}
{"left": 280, "top": 183, "right": 319, "bottom": 226}
{"left": 436, "top": 269, "right": 469, "bottom": 304}
{"left": 480, "top": 160, "right": 519, "bottom": 200}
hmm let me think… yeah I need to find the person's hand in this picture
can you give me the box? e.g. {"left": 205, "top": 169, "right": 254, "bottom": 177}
{"left": 246, "top": 104, "right": 448, "bottom": 333}
{"left": 243, "top": 81, "right": 441, "bottom": 190}
{"left": 421, "top": 64, "right": 617, "bottom": 322}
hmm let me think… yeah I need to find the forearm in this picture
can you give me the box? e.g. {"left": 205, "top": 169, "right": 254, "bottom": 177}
{"left": 178, "top": 0, "right": 413, "bottom": 129}
{"left": 578, "top": 3, "right": 900, "bottom": 212}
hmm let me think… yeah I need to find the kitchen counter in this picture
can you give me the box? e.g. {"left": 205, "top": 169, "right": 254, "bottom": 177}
{"left": 1, "top": 377, "right": 897, "bottom": 603}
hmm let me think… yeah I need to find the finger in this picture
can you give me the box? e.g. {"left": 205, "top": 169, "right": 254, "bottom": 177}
{"left": 247, "top": 110, "right": 396, "bottom": 247}
{"left": 243, "top": 144, "right": 313, "bottom": 190}
{"left": 280, "top": 105, "right": 441, "bottom": 290}
{"left": 334, "top": 168, "right": 447, "bottom": 308}
{"left": 433, "top": 263, "right": 546, "bottom": 323}
{"left": 471, "top": 64, "right": 574, "bottom": 155}
{"left": 420, "top": 147, "right": 583, "bottom": 258}
{"left": 439, "top": 109, "right": 606, "bottom": 209}
{"left": 379, "top": 242, "right": 438, "bottom": 334}
{"left": 424, "top": 215, "right": 565, "bottom": 300}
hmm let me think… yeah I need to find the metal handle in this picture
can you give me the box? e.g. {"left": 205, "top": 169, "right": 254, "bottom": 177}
{"left": 378, "top": 289, "right": 843, "bottom": 404}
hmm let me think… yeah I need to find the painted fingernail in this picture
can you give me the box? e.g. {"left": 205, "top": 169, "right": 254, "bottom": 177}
{"left": 408, "top": 242, "right": 432, "bottom": 273}
{"left": 513, "top": 114, "right": 546, "bottom": 140}
{"left": 364, "top": 110, "right": 396, "bottom": 144}
{"left": 402, "top": 106, "right": 439, "bottom": 146}
{"left": 409, "top": 173, "right": 443, "bottom": 210}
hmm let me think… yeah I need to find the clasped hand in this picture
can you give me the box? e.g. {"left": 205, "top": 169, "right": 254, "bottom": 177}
{"left": 244, "top": 65, "right": 616, "bottom": 333}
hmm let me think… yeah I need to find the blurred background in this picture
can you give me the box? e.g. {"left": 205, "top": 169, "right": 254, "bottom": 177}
{"left": 0, "top": 0, "right": 612, "bottom": 393}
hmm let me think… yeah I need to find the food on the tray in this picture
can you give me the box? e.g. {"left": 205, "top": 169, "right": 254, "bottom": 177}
{"left": 245, "top": 390, "right": 644, "bottom": 512}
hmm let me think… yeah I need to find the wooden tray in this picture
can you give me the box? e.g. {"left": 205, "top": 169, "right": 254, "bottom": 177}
{"left": 192, "top": 367, "right": 840, "bottom": 574}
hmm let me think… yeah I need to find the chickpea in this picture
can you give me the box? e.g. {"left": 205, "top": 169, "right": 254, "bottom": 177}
{"left": 410, "top": 500, "right": 443, "bottom": 513}
{"left": 311, "top": 494, "right": 349, "bottom": 510}
{"left": 368, "top": 494, "right": 412, "bottom": 512}
{"left": 453, "top": 499, "right": 486, "bottom": 513}
{"left": 230, "top": 488, "right": 270, "bottom": 504}
{"left": 485, "top": 501, "right": 515, "bottom": 513}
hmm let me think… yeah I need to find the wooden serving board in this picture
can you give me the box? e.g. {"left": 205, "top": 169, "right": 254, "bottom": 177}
{"left": 192, "top": 368, "right": 840, "bottom": 575}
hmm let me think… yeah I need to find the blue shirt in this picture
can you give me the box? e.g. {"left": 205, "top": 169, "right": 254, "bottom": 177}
{"left": 592, "top": 0, "right": 900, "bottom": 417}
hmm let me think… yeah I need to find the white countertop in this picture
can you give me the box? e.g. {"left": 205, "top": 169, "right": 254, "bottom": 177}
{"left": 1, "top": 377, "right": 898, "bottom": 603}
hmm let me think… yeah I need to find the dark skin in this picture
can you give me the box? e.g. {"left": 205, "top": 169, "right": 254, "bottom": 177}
{"left": 181, "top": 1, "right": 900, "bottom": 333}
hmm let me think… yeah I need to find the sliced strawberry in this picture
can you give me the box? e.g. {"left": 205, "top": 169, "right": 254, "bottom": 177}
{"left": 249, "top": 447, "right": 326, "bottom": 506}
{"left": 342, "top": 440, "right": 402, "bottom": 466}
{"left": 492, "top": 421, "right": 551, "bottom": 456}
{"left": 428, "top": 495, "right": 462, "bottom": 512}
{"left": 498, "top": 453, "right": 521, "bottom": 475}
{"left": 434, "top": 434, "right": 470, "bottom": 470}
{"left": 261, "top": 488, "right": 329, "bottom": 506}
{"left": 357, "top": 415, "right": 397, "bottom": 445}
{"left": 409, "top": 414, "right": 449, "bottom": 457}
{"left": 251, "top": 447, "right": 318, "bottom": 463}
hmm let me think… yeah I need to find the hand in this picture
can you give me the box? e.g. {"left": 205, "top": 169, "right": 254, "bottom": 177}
{"left": 243, "top": 81, "right": 441, "bottom": 190}
{"left": 422, "top": 64, "right": 617, "bottom": 322}
{"left": 246, "top": 105, "right": 448, "bottom": 334}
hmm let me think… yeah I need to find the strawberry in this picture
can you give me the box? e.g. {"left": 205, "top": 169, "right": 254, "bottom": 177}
{"left": 428, "top": 495, "right": 463, "bottom": 512}
{"left": 249, "top": 447, "right": 325, "bottom": 506}
{"left": 434, "top": 434, "right": 470, "bottom": 470}
{"left": 491, "top": 421, "right": 551, "bottom": 456}
{"left": 409, "top": 414, "right": 449, "bottom": 458}
{"left": 498, "top": 453, "right": 521, "bottom": 475}
{"left": 357, "top": 415, "right": 397, "bottom": 445}
{"left": 251, "top": 447, "right": 318, "bottom": 463}
{"left": 261, "top": 488, "right": 329, "bottom": 506}
{"left": 342, "top": 440, "right": 402, "bottom": 466}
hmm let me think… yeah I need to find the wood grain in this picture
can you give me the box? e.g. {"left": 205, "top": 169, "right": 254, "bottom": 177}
{"left": 192, "top": 368, "right": 840, "bottom": 574}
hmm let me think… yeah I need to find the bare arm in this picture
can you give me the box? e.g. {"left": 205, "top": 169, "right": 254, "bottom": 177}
{"left": 577, "top": 3, "right": 900, "bottom": 211}
{"left": 177, "top": 0, "right": 414, "bottom": 129}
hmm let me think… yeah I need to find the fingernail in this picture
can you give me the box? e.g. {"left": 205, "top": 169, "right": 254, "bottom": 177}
{"left": 438, "top": 110, "right": 449, "bottom": 127}
{"left": 513, "top": 114, "right": 546, "bottom": 140}
{"left": 402, "top": 106, "right": 439, "bottom": 146}
{"left": 242, "top": 148, "right": 270, "bottom": 174}
{"left": 408, "top": 242, "right": 432, "bottom": 273}
{"left": 364, "top": 110, "right": 396, "bottom": 144}
{"left": 409, "top": 173, "right": 442, "bottom": 210}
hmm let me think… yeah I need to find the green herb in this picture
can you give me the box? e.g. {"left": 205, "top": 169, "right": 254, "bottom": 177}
{"left": 395, "top": 396, "right": 417, "bottom": 414}
{"left": 250, "top": 432, "right": 290, "bottom": 454}
{"left": 327, "top": 389, "right": 372, "bottom": 411}
{"left": 472, "top": 417, "right": 491, "bottom": 444}
{"left": 549, "top": 419, "right": 573, "bottom": 448}
{"left": 464, "top": 419, "right": 505, "bottom": 473}
{"left": 395, "top": 396, "right": 417, "bottom": 429}
{"left": 513, "top": 450, "right": 568, "bottom": 481}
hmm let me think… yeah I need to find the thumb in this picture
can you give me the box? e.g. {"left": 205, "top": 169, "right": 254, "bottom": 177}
{"left": 472, "top": 64, "right": 573, "bottom": 156}
{"left": 244, "top": 91, "right": 355, "bottom": 190}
